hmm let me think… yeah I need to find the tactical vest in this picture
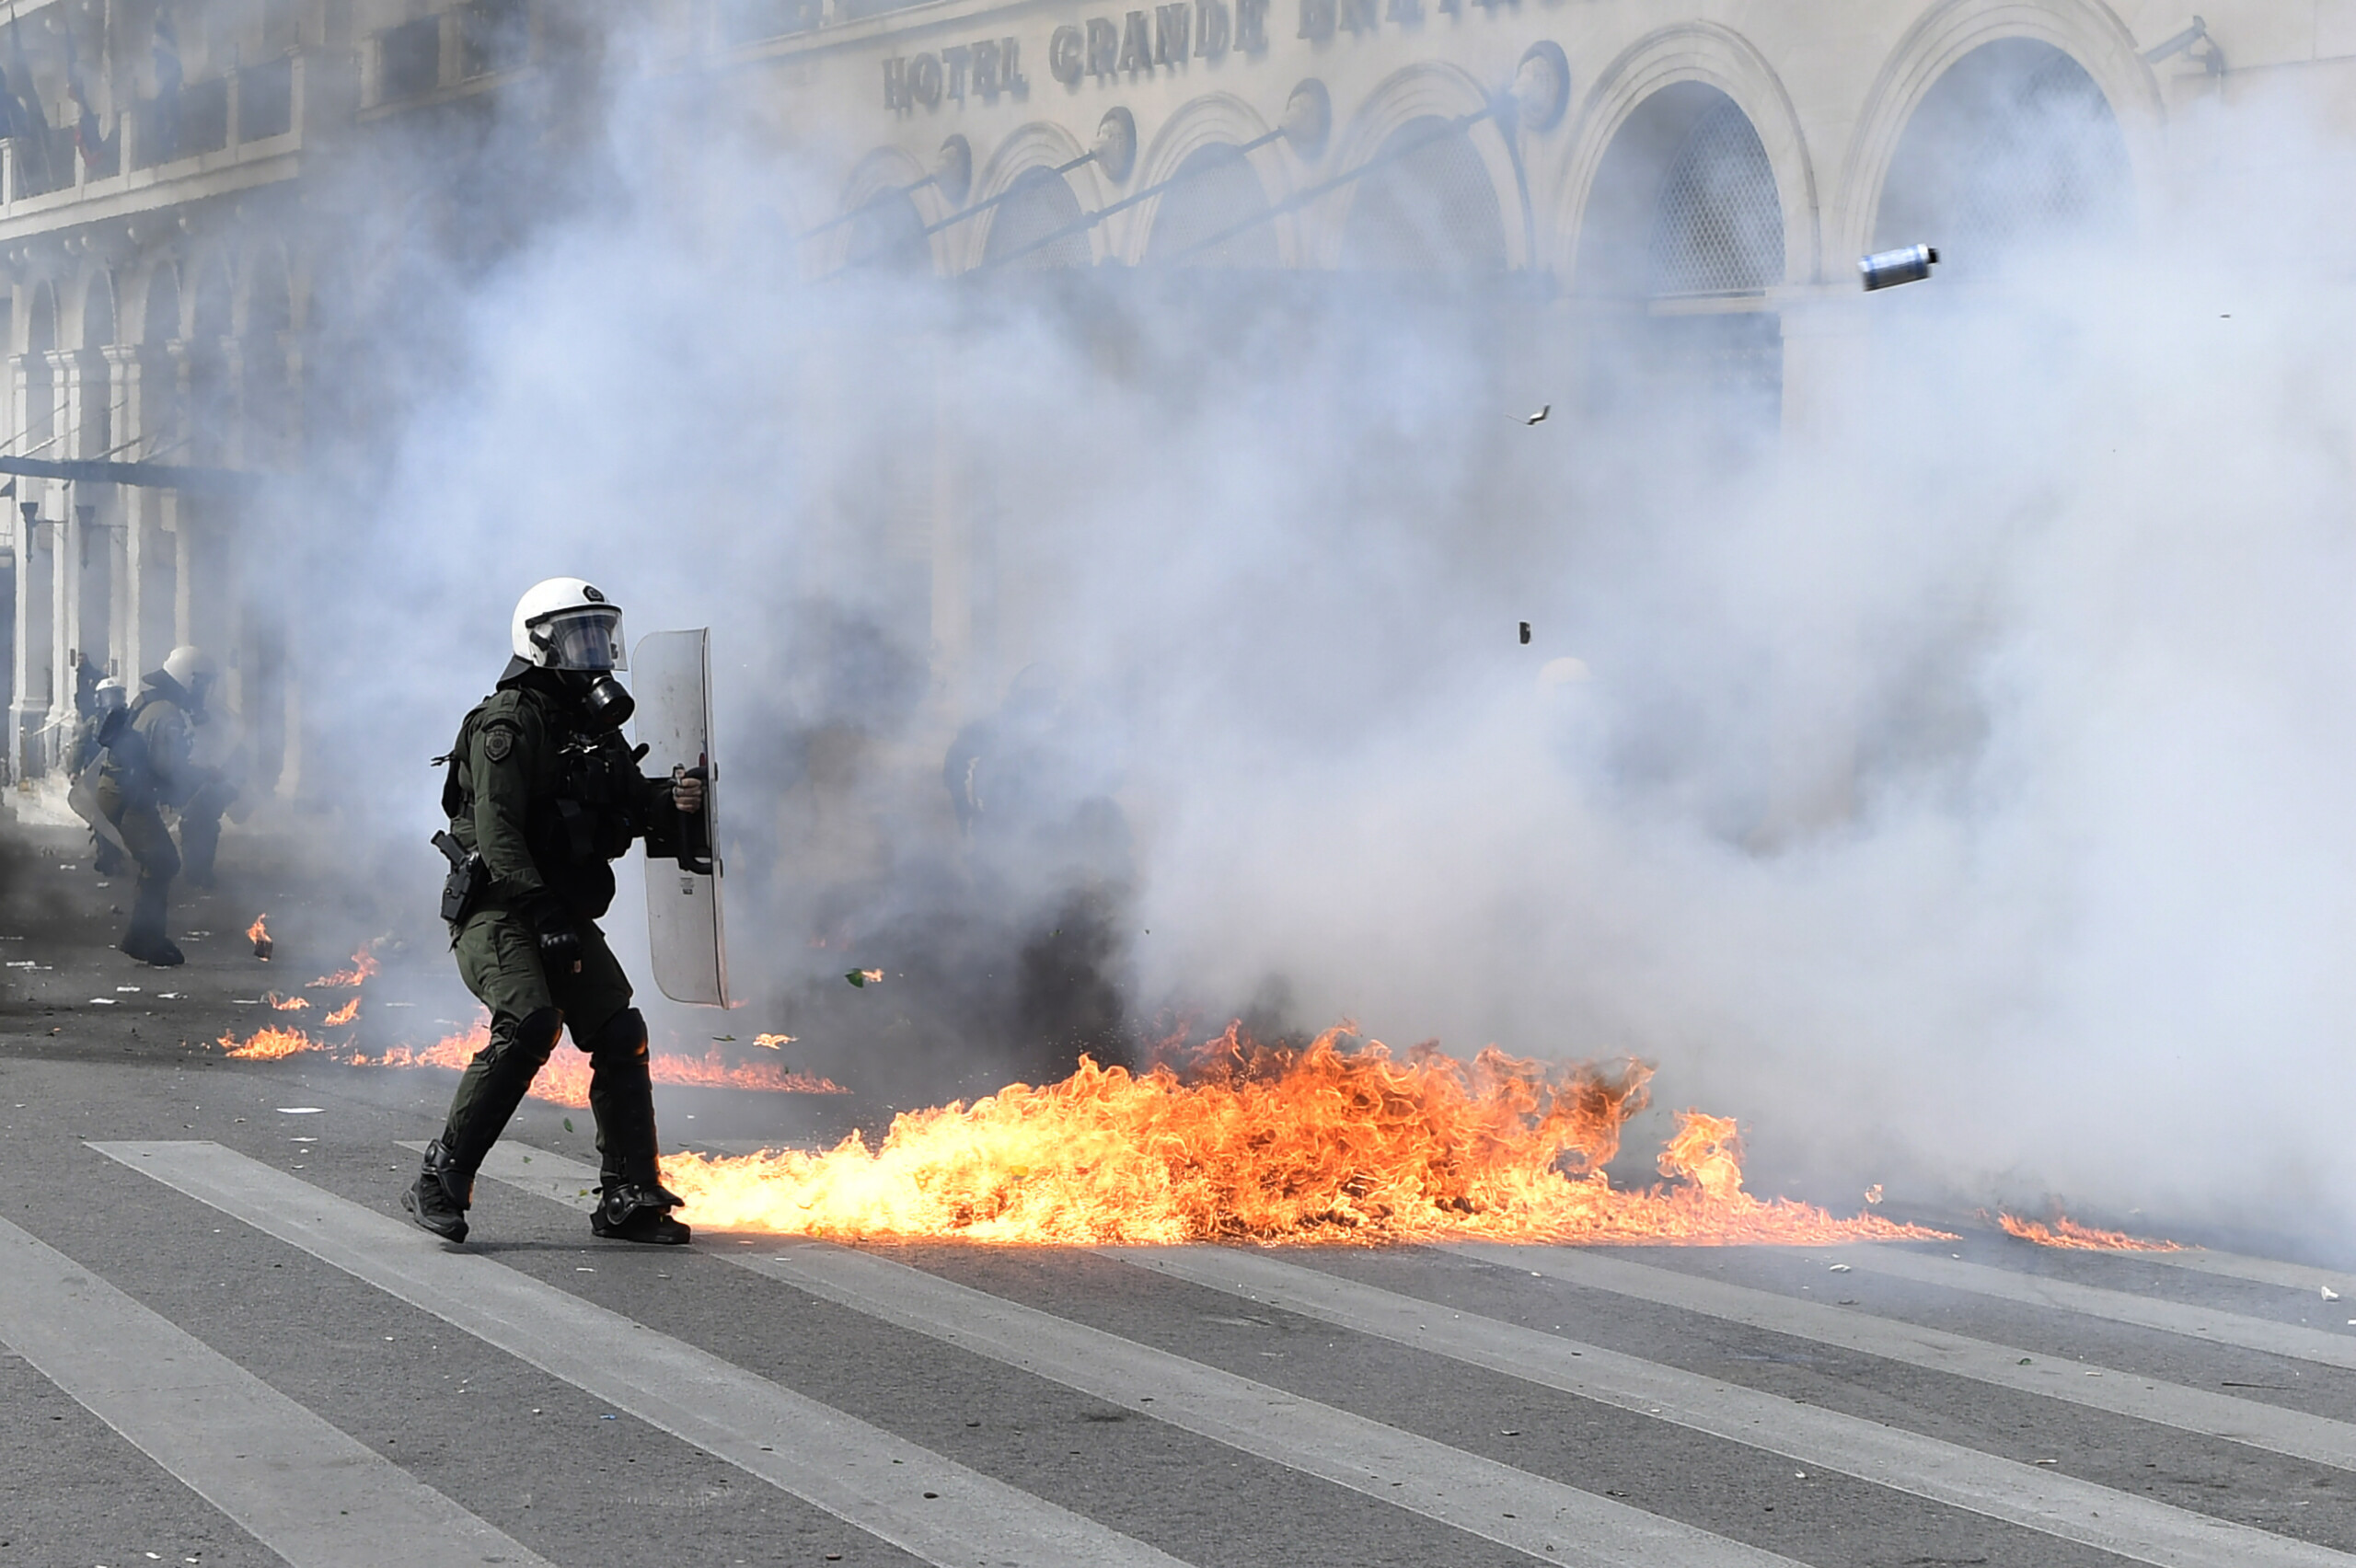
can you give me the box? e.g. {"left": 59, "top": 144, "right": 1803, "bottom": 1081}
{"left": 441, "top": 690, "right": 644, "bottom": 911}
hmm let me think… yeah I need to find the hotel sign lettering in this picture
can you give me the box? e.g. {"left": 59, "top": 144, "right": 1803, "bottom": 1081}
{"left": 876, "top": 0, "right": 1300, "bottom": 110}
{"left": 892, "top": 0, "right": 1485, "bottom": 111}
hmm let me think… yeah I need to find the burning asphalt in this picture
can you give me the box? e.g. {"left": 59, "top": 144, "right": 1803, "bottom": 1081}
{"left": 5, "top": 813, "right": 2354, "bottom": 1568}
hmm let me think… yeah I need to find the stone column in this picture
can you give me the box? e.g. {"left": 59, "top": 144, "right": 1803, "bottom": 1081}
{"left": 1776, "top": 288, "right": 1872, "bottom": 448}
{"left": 928, "top": 350, "right": 972, "bottom": 726}
{"left": 8, "top": 493, "right": 51, "bottom": 776}
{"left": 43, "top": 351, "right": 78, "bottom": 757}
{"left": 159, "top": 340, "right": 192, "bottom": 654}
{"left": 1751, "top": 290, "right": 1875, "bottom": 844}
{"left": 6, "top": 340, "right": 51, "bottom": 772}
{"left": 63, "top": 346, "right": 119, "bottom": 693}
{"left": 108, "top": 342, "right": 172, "bottom": 679}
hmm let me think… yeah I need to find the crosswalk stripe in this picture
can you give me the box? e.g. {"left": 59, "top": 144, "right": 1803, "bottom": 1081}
{"left": 1448, "top": 1242, "right": 2356, "bottom": 1473}
{"left": 741, "top": 1241, "right": 1801, "bottom": 1568}
{"left": 1836, "top": 1246, "right": 2356, "bottom": 1371}
{"left": 465, "top": 1142, "right": 1801, "bottom": 1568}
{"left": 1114, "top": 1246, "right": 2356, "bottom": 1568}
{"left": 0, "top": 1212, "right": 556, "bottom": 1568}
{"left": 90, "top": 1141, "right": 1194, "bottom": 1568}
{"left": 2140, "top": 1247, "right": 2356, "bottom": 1303}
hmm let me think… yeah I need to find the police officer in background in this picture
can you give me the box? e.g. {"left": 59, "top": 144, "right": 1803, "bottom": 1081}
{"left": 69, "top": 677, "right": 130, "bottom": 878}
{"left": 403, "top": 578, "right": 707, "bottom": 1247}
{"left": 68, "top": 675, "right": 126, "bottom": 778}
{"left": 94, "top": 647, "right": 224, "bottom": 966}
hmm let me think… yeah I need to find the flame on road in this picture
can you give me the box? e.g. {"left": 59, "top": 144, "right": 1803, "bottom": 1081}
{"left": 223, "top": 1017, "right": 846, "bottom": 1107}
{"left": 219, "top": 1025, "right": 318, "bottom": 1062}
{"left": 266, "top": 993, "right": 309, "bottom": 1011}
{"left": 658, "top": 1028, "right": 1950, "bottom": 1248}
{"left": 322, "top": 997, "right": 361, "bottom": 1027}
{"left": 1998, "top": 1211, "right": 2183, "bottom": 1251}
{"left": 308, "top": 946, "right": 382, "bottom": 989}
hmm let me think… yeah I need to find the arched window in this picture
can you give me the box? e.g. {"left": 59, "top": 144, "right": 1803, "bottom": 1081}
{"left": 842, "top": 190, "right": 931, "bottom": 274}
{"left": 1339, "top": 117, "right": 1507, "bottom": 271}
{"left": 1646, "top": 98, "right": 1784, "bottom": 295}
{"left": 1875, "top": 40, "right": 2131, "bottom": 277}
{"left": 1576, "top": 85, "right": 1784, "bottom": 440}
{"left": 984, "top": 167, "right": 1091, "bottom": 271}
{"left": 1144, "top": 144, "right": 1276, "bottom": 268}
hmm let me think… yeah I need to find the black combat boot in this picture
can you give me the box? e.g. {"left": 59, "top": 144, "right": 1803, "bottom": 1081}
{"left": 583, "top": 1008, "right": 690, "bottom": 1244}
{"left": 118, "top": 886, "right": 184, "bottom": 967}
{"left": 591, "top": 1182, "right": 691, "bottom": 1244}
{"left": 400, "top": 1137, "right": 471, "bottom": 1242}
{"left": 406, "top": 1008, "right": 565, "bottom": 1244}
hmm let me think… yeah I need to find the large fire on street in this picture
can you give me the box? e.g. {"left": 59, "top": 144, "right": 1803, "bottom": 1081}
{"left": 656, "top": 1027, "right": 1952, "bottom": 1247}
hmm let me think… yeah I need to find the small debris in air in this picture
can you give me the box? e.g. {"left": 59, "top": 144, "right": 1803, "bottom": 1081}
{"left": 2322, "top": 1286, "right": 2340, "bottom": 1301}
{"left": 1519, "top": 621, "right": 1531, "bottom": 645}
{"left": 563, "top": 1117, "right": 575, "bottom": 1132}
{"left": 847, "top": 968, "right": 884, "bottom": 987}
{"left": 1864, "top": 1184, "right": 1884, "bottom": 1205}
{"left": 1525, "top": 404, "right": 1550, "bottom": 425}
{"left": 1827, "top": 1263, "right": 1852, "bottom": 1273}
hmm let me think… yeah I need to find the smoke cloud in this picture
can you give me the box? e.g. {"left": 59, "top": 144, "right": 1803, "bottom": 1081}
{"left": 271, "top": 26, "right": 2356, "bottom": 1245}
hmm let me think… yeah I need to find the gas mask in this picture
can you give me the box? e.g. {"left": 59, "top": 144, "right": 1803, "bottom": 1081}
{"left": 573, "top": 671, "right": 635, "bottom": 731}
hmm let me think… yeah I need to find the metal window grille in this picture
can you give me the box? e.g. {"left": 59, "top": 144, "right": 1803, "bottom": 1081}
{"left": 1145, "top": 145, "right": 1277, "bottom": 268}
{"left": 1339, "top": 117, "right": 1507, "bottom": 271}
{"left": 984, "top": 168, "right": 1091, "bottom": 271}
{"left": 1946, "top": 55, "right": 2130, "bottom": 271}
{"left": 843, "top": 191, "right": 930, "bottom": 273}
{"left": 1646, "top": 99, "right": 1784, "bottom": 295}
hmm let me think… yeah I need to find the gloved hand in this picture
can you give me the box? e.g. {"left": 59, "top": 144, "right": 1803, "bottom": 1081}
{"left": 525, "top": 896, "right": 582, "bottom": 974}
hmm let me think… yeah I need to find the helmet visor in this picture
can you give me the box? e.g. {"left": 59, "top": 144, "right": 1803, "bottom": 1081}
{"left": 534, "top": 606, "right": 627, "bottom": 672}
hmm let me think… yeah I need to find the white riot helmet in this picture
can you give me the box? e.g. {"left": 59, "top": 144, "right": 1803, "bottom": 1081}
{"left": 93, "top": 675, "right": 127, "bottom": 713}
{"left": 512, "top": 577, "right": 628, "bottom": 672}
{"left": 160, "top": 645, "right": 219, "bottom": 707}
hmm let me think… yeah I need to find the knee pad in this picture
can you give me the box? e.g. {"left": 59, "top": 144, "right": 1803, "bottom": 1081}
{"left": 585, "top": 1008, "right": 651, "bottom": 1078}
{"left": 479, "top": 1006, "right": 564, "bottom": 1075}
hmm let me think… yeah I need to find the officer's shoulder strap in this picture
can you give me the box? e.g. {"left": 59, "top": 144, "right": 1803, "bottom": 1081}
{"left": 439, "top": 690, "right": 543, "bottom": 816}
{"left": 438, "top": 693, "right": 496, "bottom": 816}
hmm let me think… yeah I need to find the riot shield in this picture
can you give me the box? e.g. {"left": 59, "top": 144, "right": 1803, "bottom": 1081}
{"left": 66, "top": 774, "right": 131, "bottom": 857}
{"left": 632, "top": 628, "right": 731, "bottom": 1007}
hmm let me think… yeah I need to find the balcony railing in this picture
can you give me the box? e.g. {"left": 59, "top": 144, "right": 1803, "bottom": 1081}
{"left": 0, "top": 53, "right": 308, "bottom": 217}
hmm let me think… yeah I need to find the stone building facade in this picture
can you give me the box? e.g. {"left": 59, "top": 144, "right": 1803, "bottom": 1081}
{"left": 0, "top": 0, "right": 2342, "bottom": 792}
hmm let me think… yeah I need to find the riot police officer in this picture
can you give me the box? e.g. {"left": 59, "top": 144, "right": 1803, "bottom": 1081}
{"left": 94, "top": 647, "right": 222, "bottom": 965}
{"left": 68, "top": 675, "right": 126, "bottom": 778}
{"left": 403, "top": 578, "right": 707, "bottom": 1246}
{"left": 70, "top": 677, "right": 130, "bottom": 878}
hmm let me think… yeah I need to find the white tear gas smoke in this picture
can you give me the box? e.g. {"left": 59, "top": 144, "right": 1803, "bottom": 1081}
{"left": 273, "top": 28, "right": 2356, "bottom": 1242}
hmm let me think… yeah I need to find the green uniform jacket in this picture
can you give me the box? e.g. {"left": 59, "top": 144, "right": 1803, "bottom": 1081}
{"left": 96, "top": 684, "right": 201, "bottom": 813}
{"left": 444, "top": 666, "right": 685, "bottom": 923}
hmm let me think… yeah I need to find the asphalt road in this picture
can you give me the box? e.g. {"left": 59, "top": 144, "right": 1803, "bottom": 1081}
{"left": 5, "top": 821, "right": 2356, "bottom": 1568}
